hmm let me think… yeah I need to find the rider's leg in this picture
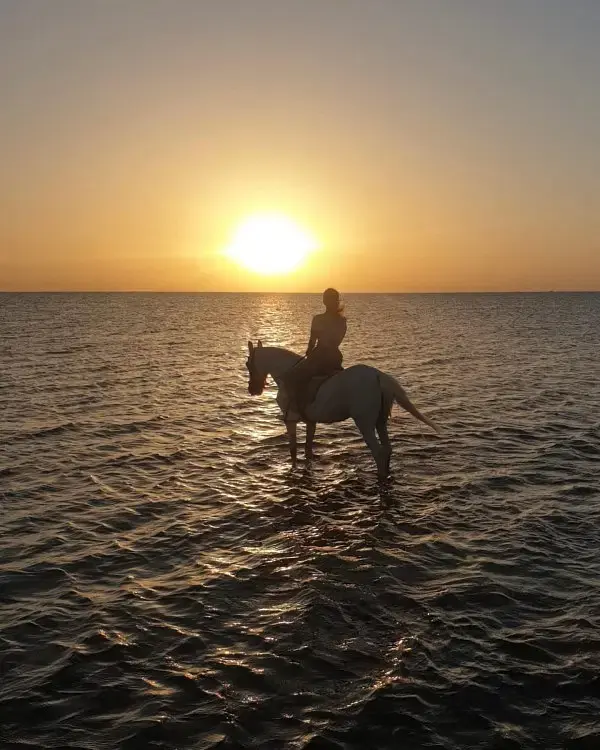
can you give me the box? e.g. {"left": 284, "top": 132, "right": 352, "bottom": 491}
{"left": 283, "top": 359, "right": 310, "bottom": 418}
{"left": 294, "top": 355, "right": 319, "bottom": 418}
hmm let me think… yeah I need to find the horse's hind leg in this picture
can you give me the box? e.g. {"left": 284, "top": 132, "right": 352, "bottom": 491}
{"left": 285, "top": 421, "right": 298, "bottom": 468}
{"left": 305, "top": 421, "right": 316, "bottom": 460}
{"left": 376, "top": 418, "right": 392, "bottom": 475}
{"left": 357, "top": 421, "right": 387, "bottom": 478}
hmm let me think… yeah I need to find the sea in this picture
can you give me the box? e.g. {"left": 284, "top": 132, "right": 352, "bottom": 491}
{"left": 1, "top": 292, "right": 599, "bottom": 750}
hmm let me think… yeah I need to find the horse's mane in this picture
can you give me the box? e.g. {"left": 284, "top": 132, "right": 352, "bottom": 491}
{"left": 263, "top": 345, "right": 301, "bottom": 357}
{"left": 257, "top": 346, "right": 304, "bottom": 369}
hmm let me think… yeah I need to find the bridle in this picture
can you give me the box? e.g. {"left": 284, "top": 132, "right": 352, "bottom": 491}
{"left": 246, "top": 342, "right": 267, "bottom": 395}
{"left": 246, "top": 341, "right": 306, "bottom": 397}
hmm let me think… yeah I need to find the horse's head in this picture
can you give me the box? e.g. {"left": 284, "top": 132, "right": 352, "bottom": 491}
{"left": 246, "top": 340, "right": 267, "bottom": 395}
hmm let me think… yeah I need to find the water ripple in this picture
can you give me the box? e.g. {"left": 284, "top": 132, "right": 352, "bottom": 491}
{"left": 1, "top": 292, "right": 599, "bottom": 749}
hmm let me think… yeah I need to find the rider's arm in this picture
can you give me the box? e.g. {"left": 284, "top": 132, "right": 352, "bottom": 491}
{"left": 341, "top": 317, "right": 347, "bottom": 342}
{"left": 306, "top": 317, "right": 318, "bottom": 355}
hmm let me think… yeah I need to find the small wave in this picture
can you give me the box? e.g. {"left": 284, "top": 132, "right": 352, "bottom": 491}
{"left": 2, "top": 291, "right": 599, "bottom": 749}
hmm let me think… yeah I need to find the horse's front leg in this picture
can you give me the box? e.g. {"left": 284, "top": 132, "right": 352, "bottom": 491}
{"left": 285, "top": 421, "right": 297, "bottom": 468}
{"left": 305, "top": 421, "right": 316, "bottom": 460}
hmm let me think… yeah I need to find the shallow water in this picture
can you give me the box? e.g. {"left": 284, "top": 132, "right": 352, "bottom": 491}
{"left": 1, "top": 292, "right": 599, "bottom": 749}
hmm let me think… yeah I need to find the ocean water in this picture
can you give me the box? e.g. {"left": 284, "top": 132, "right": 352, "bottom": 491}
{"left": 1, "top": 291, "right": 599, "bottom": 750}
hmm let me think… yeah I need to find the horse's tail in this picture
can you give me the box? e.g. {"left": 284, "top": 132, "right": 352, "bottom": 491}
{"left": 381, "top": 372, "right": 439, "bottom": 433}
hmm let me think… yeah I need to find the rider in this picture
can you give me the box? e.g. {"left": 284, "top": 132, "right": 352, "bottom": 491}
{"left": 285, "top": 288, "right": 346, "bottom": 417}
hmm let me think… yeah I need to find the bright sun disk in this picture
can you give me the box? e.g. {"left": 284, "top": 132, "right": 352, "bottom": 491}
{"left": 225, "top": 214, "right": 317, "bottom": 275}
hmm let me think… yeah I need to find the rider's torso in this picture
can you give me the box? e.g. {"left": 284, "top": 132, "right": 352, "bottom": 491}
{"left": 312, "top": 313, "right": 346, "bottom": 351}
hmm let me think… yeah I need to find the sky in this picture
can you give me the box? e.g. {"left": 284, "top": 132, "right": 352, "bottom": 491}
{"left": 1, "top": 0, "right": 600, "bottom": 292}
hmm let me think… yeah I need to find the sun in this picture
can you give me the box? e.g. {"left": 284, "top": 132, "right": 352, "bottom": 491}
{"left": 224, "top": 213, "right": 317, "bottom": 275}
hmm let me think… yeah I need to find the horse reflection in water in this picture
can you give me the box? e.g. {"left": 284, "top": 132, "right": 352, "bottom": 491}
{"left": 246, "top": 341, "right": 438, "bottom": 478}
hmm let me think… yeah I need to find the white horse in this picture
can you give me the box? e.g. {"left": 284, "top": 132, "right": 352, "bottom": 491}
{"left": 246, "top": 341, "right": 438, "bottom": 477}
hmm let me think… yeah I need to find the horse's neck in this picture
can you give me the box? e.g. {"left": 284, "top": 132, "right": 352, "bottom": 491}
{"left": 261, "top": 347, "right": 301, "bottom": 380}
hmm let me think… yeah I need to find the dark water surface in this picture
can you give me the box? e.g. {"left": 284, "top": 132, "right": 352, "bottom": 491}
{"left": 1, "top": 292, "right": 599, "bottom": 749}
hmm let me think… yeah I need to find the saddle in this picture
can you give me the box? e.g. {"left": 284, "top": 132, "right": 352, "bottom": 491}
{"left": 284, "top": 366, "right": 343, "bottom": 422}
{"left": 304, "top": 369, "right": 342, "bottom": 404}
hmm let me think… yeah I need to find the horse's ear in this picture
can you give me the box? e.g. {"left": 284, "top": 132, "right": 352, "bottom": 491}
{"left": 257, "top": 340, "right": 263, "bottom": 348}
{"left": 248, "top": 340, "right": 254, "bottom": 353}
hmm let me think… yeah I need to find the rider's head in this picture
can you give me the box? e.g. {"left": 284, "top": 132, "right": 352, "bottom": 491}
{"left": 323, "top": 288, "right": 344, "bottom": 315}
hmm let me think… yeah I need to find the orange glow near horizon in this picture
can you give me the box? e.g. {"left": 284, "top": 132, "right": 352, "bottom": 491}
{"left": 2, "top": 4, "right": 600, "bottom": 292}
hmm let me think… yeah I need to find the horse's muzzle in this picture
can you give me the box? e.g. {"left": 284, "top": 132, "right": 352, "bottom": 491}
{"left": 248, "top": 380, "right": 265, "bottom": 396}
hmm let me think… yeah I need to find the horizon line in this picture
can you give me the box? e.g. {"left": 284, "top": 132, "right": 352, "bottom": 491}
{"left": 1, "top": 289, "right": 599, "bottom": 295}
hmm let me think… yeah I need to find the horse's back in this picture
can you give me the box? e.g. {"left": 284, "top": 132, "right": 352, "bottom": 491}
{"left": 340, "top": 363, "right": 379, "bottom": 381}
{"left": 343, "top": 363, "right": 377, "bottom": 373}
{"left": 312, "top": 363, "right": 378, "bottom": 398}
{"left": 309, "top": 362, "right": 382, "bottom": 423}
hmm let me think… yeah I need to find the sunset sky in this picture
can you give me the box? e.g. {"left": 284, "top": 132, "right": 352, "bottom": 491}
{"left": 1, "top": 0, "right": 599, "bottom": 292}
